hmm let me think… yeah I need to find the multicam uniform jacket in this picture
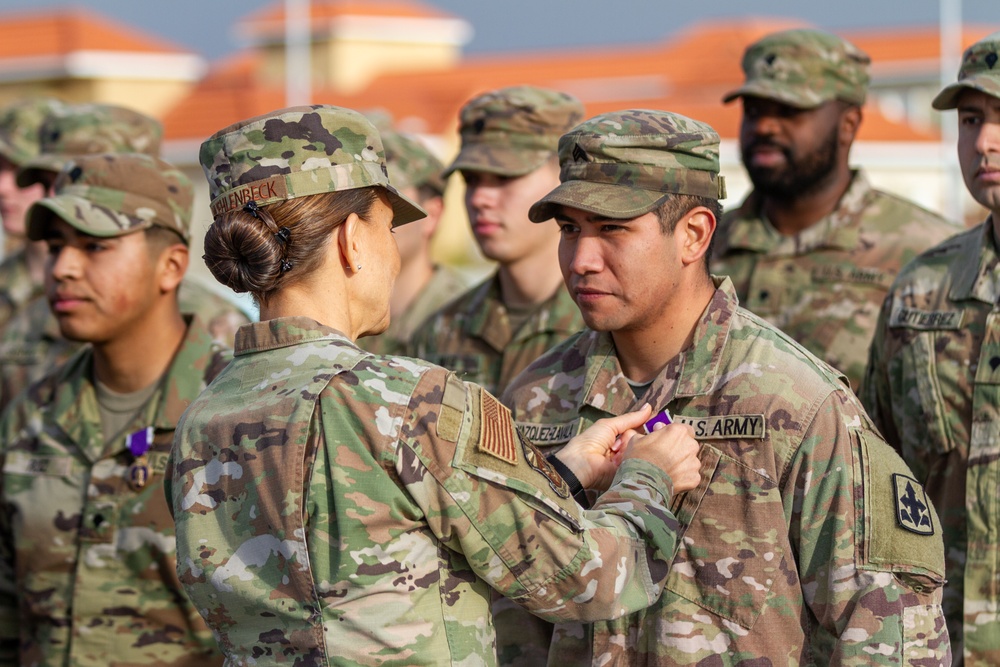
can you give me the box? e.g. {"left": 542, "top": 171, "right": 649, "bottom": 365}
{"left": 407, "top": 272, "right": 584, "bottom": 395}
{"left": 498, "top": 277, "right": 950, "bottom": 666}
{"left": 712, "top": 169, "right": 960, "bottom": 391}
{"left": 169, "top": 317, "right": 682, "bottom": 667}
{"left": 0, "top": 278, "right": 247, "bottom": 414}
{"left": 357, "top": 265, "right": 470, "bottom": 357}
{"left": 0, "top": 250, "right": 37, "bottom": 332}
{"left": 862, "top": 218, "right": 1000, "bottom": 666}
{"left": 0, "top": 316, "right": 229, "bottom": 666}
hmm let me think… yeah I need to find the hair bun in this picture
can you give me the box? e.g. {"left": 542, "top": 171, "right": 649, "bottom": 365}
{"left": 203, "top": 210, "right": 284, "bottom": 294}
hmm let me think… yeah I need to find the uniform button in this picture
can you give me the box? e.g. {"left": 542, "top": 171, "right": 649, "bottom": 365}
{"left": 759, "top": 290, "right": 770, "bottom": 300}
{"left": 93, "top": 514, "right": 105, "bottom": 528}
{"left": 991, "top": 356, "right": 1000, "bottom": 371}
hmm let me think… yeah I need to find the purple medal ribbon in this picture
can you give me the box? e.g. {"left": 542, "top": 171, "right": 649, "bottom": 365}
{"left": 126, "top": 426, "right": 153, "bottom": 458}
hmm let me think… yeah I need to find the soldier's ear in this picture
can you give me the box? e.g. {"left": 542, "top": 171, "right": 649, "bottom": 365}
{"left": 156, "top": 243, "right": 188, "bottom": 294}
{"left": 338, "top": 211, "right": 363, "bottom": 275}
{"left": 838, "top": 104, "right": 862, "bottom": 146}
{"left": 676, "top": 206, "right": 716, "bottom": 268}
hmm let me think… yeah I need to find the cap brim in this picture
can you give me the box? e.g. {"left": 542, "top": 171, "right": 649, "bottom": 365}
{"left": 26, "top": 195, "right": 152, "bottom": 241}
{"left": 721, "top": 82, "right": 823, "bottom": 109}
{"left": 16, "top": 155, "right": 67, "bottom": 188}
{"left": 932, "top": 77, "right": 1000, "bottom": 110}
{"left": 442, "top": 144, "right": 552, "bottom": 179}
{"left": 528, "top": 181, "right": 666, "bottom": 223}
{"left": 384, "top": 184, "right": 427, "bottom": 228}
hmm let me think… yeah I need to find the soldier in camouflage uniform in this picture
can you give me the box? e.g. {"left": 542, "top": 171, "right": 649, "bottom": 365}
{"left": 408, "top": 86, "right": 586, "bottom": 395}
{"left": 0, "top": 103, "right": 248, "bottom": 413}
{"left": 713, "top": 29, "right": 959, "bottom": 391}
{"left": 498, "top": 108, "right": 951, "bottom": 665}
{"left": 0, "top": 98, "right": 66, "bottom": 329}
{"left": 862, "top": 32, "right": 1000, "bottom": 665}
{"left": 0, "top": 153, "right": 227, "bottom": 665}
{"left": 356, "top": 126, "right": 470, "bottom": 356}
{"left": 170, "top": 104, "right": 703, "bottom": 666}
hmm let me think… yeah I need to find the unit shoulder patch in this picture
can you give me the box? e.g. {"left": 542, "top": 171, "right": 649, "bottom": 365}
{"left": 892, "top": 473, "right": 935, "bottom": 535}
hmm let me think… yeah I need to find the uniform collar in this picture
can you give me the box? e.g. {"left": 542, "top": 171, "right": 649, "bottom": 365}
{"left": 950, "top": 215, "right": 1000, "bottom": 304}
{"left": 723, "top": 169, "right": 873, "bottom": 254}
{"left": 580, "top": 277, "right": 738, "bottom": 415}
{"left": 234, "top": 316, "right": 351, "bottom": 355}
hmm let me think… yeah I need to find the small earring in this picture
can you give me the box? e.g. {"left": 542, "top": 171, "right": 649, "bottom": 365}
{"left": 356, "top": 264, "right": 362, "bottom": 271}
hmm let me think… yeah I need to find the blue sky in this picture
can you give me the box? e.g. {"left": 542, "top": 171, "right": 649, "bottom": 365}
{"left": 1, "top": 0, "right": 994, "bottom": 61}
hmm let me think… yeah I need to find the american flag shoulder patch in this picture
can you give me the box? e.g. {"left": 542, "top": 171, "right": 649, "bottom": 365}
{"left": 478, "top": 391, "right": 518, "bottom": 465}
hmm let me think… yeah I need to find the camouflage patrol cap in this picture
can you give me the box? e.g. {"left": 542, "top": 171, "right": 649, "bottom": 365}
{"left": 722, "top": 29, "right": 871, "bottom": 108}
{"left": 529, "top": 110, "right": 726, "bottom": 222}
{"left": 26, "top": 153, "right": 193, "bottom": 243}
{"left": 933, "top": 31, "right": 1000, "bottom": 109}
{"left": 200, "top": 105, "right": 425, "bottom": 227}
{"left": 0, "top": 98, "right": 67, "bottom": 167}
{"left": 382, "top": 129, "right": 446, "bottom": 196}
{"left": 17, "top": 103, "right": 163, "bottom": 187}
{"left": 443, "top": 86, "right": 585, "bottom": 178}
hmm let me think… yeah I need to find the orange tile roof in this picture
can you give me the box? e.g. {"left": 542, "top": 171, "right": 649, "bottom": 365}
{"left": 163, "top": 17, "right": 992, "bottom": 146}
{"left": 0, "top": 7, "right": 189, "bottom": 59}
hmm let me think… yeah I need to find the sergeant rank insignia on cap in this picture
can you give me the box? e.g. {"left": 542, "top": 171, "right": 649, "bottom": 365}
{"left": 892, "top": 473, "right": 934, "bottom": 535}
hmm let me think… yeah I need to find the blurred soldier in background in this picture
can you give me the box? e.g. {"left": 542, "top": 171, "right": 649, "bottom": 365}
{"left": 0, "top": 102, "right": 247, "bottom": 413}
{"left": 863, "top": 31, "right": 1000, "bottom": 665}
{"left": 0, "top": 153, "right": 225, "bottom": 665}
{"left": 713, "top": 29, "right": 959, "bottom": 390}
{"left": 356, "top": 127, "right": 469, "bottom": 356}
{"left": 0, "top": 98, "right": 66, "bottom": 328}
{"left": 408, "top": 85, "right": 585, "bottom": 395}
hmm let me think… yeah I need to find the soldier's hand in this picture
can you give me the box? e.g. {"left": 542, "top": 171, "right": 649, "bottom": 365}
{"left": 622, "top": 423, "right": 701, "bottom": 494}
{"left": 556, "top": 404, "right": 654, "bottom": 491}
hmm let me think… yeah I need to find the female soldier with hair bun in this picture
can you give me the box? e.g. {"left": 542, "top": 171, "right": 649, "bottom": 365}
{"left": 168, "top": 105, "right": 701, "bottom": 666}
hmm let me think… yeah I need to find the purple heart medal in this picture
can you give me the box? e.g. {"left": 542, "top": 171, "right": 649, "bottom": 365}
{"left": 126, "top": 426, "right": 154, "bottom": 490}
{"left": 643, "top": 407, "right": 672, "bottom": 434}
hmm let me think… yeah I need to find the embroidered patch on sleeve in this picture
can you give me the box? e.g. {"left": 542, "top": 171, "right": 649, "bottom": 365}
{"left": 519, "top": 430, "right": 571, "bottom": 499}
{"left": 477, "top": 391, "right": 518, "bottom": 465}
{"left": 893, "top": 473, "right": 935, "bottom": 535}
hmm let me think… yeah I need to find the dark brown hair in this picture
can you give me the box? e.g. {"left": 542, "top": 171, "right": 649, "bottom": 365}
{"left": 203, "top": 187, "right": 380, "bottom": 305}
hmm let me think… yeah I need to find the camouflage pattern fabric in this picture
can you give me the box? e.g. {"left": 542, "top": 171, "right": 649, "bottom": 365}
{"left": 15, "top": 102, "right": 162, "bottom": 187}
{"left": 199, "top": 104, "right": 424, "bottom": 226}
{"left": 712, "top": 169, "right": 960, "bottom": 391}
{"left": 498, "top": 277, "right": 950, "bottom": 666}
{"left": 862, "top": 218, "right": 1000, "bottom": 665}
{"left": 528, "top": 109, "right": 727, "bottom": 222}
{"left": 357, "top": 264, "right": 470, "bottom": 356}
{"left": 407, "top": 272, "right": 585, "bottom": 396}
{"left": 381, "top": 128, "right": 446, "bottom": 195}
{"left": 933, "top": 30, "right": 1000, "bottom": 110}
{"left": 27, "top": 153, "right": 194, "bottom": 243}
{"left": 0, "top": 98, "right": 67, "bottom": 167}
{"left": 169, "top": 316, "right": 684, "bottom": 666}
{"left": 444, "top": 85, "right": 584, "bottom": 178}
{"left": 0, "top": 250, "right": 38, "bottom": 332}
{"left": 0, "top": 280, "right": 248, "bottom": 414}
{"left": 0, "top": 316, "right": 229, "bottom": 666}
{"left": 722, "top": 28, "right": 871, "bottom": 108}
